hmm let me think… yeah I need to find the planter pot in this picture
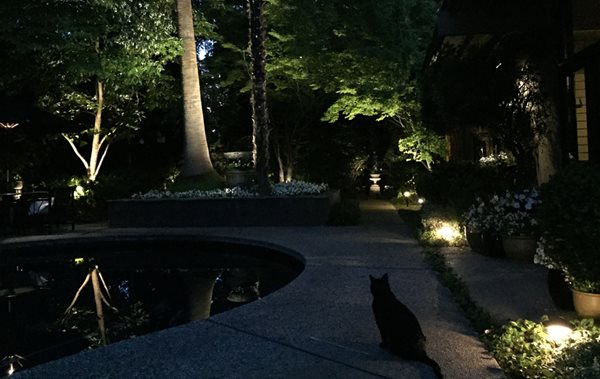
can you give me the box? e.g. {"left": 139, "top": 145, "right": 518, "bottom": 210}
{"left": 109, "top": 190, "right": 339, "bottom": 227}
{"left": 225, "top": 169, "right": 256, "bottom": 188}
{"left": 466, "top": 230, "right": 484, "bottom": 253}
{"left": 572, "top": 288, "right": 600, "bottom": 319}
{"left": 481, "top": 232, "right": 505, "bottom": 257}
{"left": 502, "top": 235, "right": 537, "bottom": 262}
{"left": 547, "top": 269, "right": 574, "bottom": 310}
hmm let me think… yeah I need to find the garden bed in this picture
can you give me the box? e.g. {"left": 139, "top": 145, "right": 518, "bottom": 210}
{"left": 108, "top": 190, "right": 340, "bottom": 227}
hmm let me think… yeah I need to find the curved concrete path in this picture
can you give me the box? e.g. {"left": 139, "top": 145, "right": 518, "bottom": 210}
{"left": 8, "top": 200, "right": 504, "bottom": 378}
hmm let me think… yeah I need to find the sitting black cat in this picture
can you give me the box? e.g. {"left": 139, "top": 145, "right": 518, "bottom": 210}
{"left": 370, "top": 273, "right": 443, "bottom": 378}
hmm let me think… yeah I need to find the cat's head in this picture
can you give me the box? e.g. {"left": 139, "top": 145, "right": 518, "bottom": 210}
{"left": 369, "top": 273, "right": 390, "bottom": 295}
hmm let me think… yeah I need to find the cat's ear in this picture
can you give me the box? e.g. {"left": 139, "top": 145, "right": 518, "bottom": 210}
{"left": 369, "top": 274, "right": 375, "bottom": 281}
{"left": 382, "top": 273, "right": 389, "bottom": 281}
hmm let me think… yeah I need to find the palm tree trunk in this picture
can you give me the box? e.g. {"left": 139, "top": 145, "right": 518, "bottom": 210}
{"left": 248, "top": 0, "right": 270, "bottom": 194}
{"left": 176, "top": 0, "right": 214, "bottom": 177}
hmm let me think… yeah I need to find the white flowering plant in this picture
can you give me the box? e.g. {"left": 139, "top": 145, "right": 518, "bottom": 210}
{"left": 463, "top": 196, "right": 488, "bottom": 232}
{"left": 478, "top": 151, "right": 515, "bottom": 167}
{"left": 463, "top": 189, "right": 540, "bottom": 235}
{"left": 133, "top": 180, "right": 328, "bottom": 200}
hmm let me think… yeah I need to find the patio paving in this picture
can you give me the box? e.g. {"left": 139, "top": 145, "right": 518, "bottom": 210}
{"left": 4, "top": 200, "right": 507, "bottom": 379}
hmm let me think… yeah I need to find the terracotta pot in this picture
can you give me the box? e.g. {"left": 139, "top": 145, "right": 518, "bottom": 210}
{"left": 502, "top": 235, "right": 537, "bottom": 262}
{"left": 466, "top": 230, "right": 484, "bottom": 253}
{"left": 572, "top": 288, "right": 600, "bottom": 319}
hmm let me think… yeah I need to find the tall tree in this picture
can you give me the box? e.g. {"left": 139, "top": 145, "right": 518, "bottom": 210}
{"left": 267, "top": 0, "right": 437, "bottom": 124}
{"left": 176, "top": 0, "right": 216, "bottom": 177}
{"left": 248, "top": 0, "right": 270, "bottom": 193}
{"left": 0, "top": 0, "right": 181, "bottom": 182}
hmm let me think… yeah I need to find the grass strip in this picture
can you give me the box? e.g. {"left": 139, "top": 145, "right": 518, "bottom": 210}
{"left": 423, "top": 249, "right": 496, "bottom": 334}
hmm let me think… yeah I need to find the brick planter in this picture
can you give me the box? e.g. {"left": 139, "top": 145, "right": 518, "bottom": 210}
{"left": 109, "top": 191, "right": 339, "bottom": 227}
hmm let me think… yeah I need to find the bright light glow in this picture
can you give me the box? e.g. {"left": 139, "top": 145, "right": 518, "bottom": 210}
{"left": 403, "top": 191, "right": 411, "bottom": 198}
{"left": 435, "top": 223, "right": 461, "bottom": 242}
{"left": 73, "top": 185, "right": 86, "bottom": 200}
{"left": 418, "top": 197, "right": 425, "bottom": 205}
{"left": 74, "top": 257, "right": 85, "bottom": 265}
{"left": 8, "top": 363, "right": 14, "bottom": 376}
{"left": 546, "top": 324, "right": 573, "bottom": 343}
{"left": 0, "top": 122, "right": 19, "bottom": 129}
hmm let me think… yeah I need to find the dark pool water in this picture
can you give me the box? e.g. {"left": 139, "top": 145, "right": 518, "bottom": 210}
{"left": 0, "top": 237, "right": 303, "bottom": 373}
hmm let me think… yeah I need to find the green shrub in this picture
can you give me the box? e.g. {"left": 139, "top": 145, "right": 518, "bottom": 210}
{"left": 489, "top": 317, "right": 600, "bottom": 379}
{"left": 170, "top": 171, "right": 227, "bottom": 192}
{"left": 328, "top": 199, "right": 361, "bottom": 225}
{"left": 419, "top": 204, "right": 466, "bottom": 246}
{"left": 537, "top": 163, "right": 600, "bottom": 292}
{"left": 416, "top": 162, "right": 522, "bottom": 213}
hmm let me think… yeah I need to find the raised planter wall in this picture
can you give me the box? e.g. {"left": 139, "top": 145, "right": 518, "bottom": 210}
{"left": 109, "top": 191, "right": 339, "bottom": 227}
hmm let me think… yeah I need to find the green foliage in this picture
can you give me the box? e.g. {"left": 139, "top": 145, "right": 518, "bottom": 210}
{"left": 328, "top": 199, "right": 361, "bottom": 225}
{"left": 489, "top": 318, "right": 556, "bottom": 378}
{"left": 397, "top": 122, "right": 446, "bottom": 171}
{"left": 267, "top": 0, "right": 438, "bottom": 124}
{"left": 538, "top": 163, "right": 600, "bottom": 292}
{"left": 488, "top": 317, "right": 600, "bottom": 379}
{"left": 61, "top": 302, "right": 150, "bottom": 347}
{"left": 171, "top": 172, "right": 227, "bottom": 192}
{"left": 419, "top": 205, "right": 466, "bottom": 247}
{"left": 422, "top": 33, "right": 557, "bottom": 178}
{"left": 416, "top": 162, "right": 522, "bottom": 214}
{"left": 46, "top": 171, "right": 165, "bottom": 222}
{"left": 0, "top": 0, "right": 182, "bottom": 179}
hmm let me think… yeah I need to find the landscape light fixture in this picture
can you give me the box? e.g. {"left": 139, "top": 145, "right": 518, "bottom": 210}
{"left": 544, "top": 319, "right": 573, "bottom": 344}
{"left": 435, "top": 223, "right": 461, "bottom": 243}
{"left": 403, "top": 191, "right": 411, "bottom": 206}
{"left": 0, "top": 355, "right": 25, "bottom": 376}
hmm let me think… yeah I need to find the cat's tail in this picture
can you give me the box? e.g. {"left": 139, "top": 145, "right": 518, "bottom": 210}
{"left": 416, "top": 354, "right": 443, "bottom": 379}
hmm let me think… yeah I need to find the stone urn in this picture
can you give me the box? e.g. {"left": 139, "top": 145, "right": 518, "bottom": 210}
{"left": 369, "top": 173, "right": 381, "bottom": 196}
{"left": 223, "top": 151, "right": 255, "bottom": 187}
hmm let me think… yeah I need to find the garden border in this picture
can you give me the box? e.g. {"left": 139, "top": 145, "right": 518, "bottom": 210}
{"left": 108, "top": 190, "right": 340, "bottom": 227}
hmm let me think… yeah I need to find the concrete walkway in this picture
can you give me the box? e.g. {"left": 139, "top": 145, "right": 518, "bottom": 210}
{"left": 7, "top": 200, "right": 504, "bottom": 379}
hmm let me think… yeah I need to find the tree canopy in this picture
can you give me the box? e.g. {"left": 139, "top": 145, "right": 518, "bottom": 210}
{"left": 0, "top": 0, "right": 181, "bottom": 181}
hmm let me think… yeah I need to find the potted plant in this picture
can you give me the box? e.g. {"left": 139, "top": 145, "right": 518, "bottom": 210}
{"left": 222, "top": 151, "right": 256, "bottom": 188}
{"left": 496, "top": 189, "right": 540, "bottom": 262}
{"left": 463, "top": 197, "right": 487, "bottom": 253}
{"left": 535, "top": 163, "right": 600, "bottom": 318}
{"left": 463, "top": 195, "right": 505, "bottom": 257}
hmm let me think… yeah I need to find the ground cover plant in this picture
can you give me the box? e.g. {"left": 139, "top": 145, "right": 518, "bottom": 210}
{"left": 488, "top": 318, "right": 600, "bottom": 379}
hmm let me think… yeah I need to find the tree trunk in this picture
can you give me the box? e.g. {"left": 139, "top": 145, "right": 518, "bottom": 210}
{"left": 535, "top": 110, "right": 561, "bottom": 185}
{"left": 176, "top": 0, "right": 214, "bottom": 177}
{"left": 248, "top": 0, "right": 270, "bottom": 194}
{"left": 183, "top": 271, "right": 218, "bottom": 321}
{"left": 88, "top": 80, "right": 104, "bottom": 181}
{"left": 62, "top": 79, "right": 111, "bottom": 182}
{"left": 90, "top": 267, "right": 107, "bottom": 346}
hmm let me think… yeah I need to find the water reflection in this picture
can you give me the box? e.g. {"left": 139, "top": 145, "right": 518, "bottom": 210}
{"left": 0, "top": 245, "right": 301, "bottom": 375}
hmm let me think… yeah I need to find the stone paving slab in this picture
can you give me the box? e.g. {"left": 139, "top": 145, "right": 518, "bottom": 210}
{"left": 439, "top": 247, "right": 575, "bottom": 325}
{"left": 6, "top": 200, "right": 504, "bottom": 378}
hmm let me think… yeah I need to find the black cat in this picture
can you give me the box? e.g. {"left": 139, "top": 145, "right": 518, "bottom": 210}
{"left": 370, "top": 273, "right": 443, "bottom": 378}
